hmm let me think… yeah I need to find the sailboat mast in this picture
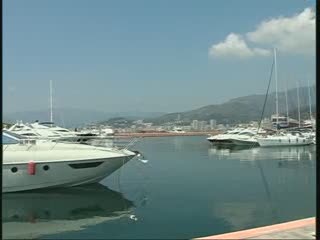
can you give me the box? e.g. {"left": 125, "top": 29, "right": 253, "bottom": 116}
{"left": 308, "top": 79, "right": 312, "bottom": 121}
{"left": 296, "top": 81, "right": 301, "bottom": 128}
{"left": 285, "top": 82, "right": 289, "bottom": 126}
{"left": 50, "top": 80, "right": 53, "bottom": 123}
{"left": 274, "top": 48, "right": 279, "bottom": 129}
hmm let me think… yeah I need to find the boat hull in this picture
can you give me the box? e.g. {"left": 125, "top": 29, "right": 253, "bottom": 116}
{"left": 257, "top": 138, "right": 313, "bottom": 147}
{"left": 230, "top": 139, "right": 259, "bottom": 146}
{"left": 3, "top": 156, "right": 133, "bottom": 193}
{"left": 207, "top": 139, "right": 234, "bottom": 144}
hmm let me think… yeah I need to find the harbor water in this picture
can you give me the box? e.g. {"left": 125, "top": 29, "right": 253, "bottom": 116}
{"left": 3, "top": 136, "right": 316, "bottom": 239}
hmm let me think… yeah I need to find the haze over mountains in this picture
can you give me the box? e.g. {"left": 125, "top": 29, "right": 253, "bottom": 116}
{"left": 4, "top": 85, "right": 315, "bottom": 127}
{"left": 3, "top": 110, "right": 166, "bottom": 128}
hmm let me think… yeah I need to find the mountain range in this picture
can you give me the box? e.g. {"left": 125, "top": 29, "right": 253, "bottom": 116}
{"left": 4, "top": 85, "right": 315, "bottom": 127}
{"left": 147, "top": 85, "right": 316, "bottom": 125}
{"left": 3, "top": 109, "right": 166, "bottom": 128}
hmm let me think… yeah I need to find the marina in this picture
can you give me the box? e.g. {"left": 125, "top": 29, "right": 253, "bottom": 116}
{"left": 2, "top": 136, "right": 316, "bottom": 239}
{"left": 3, "top": 1, "right": 316, "bottom": 239}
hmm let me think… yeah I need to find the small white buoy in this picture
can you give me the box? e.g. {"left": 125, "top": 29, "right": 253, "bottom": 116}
{"left": 139, "top": 159, "right": 149, "bottom": 164}
{"left": 129, "top": 214, "right": 138, "bottom": 221}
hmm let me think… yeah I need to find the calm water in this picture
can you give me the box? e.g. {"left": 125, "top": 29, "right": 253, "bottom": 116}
{"left": 3, "top": 136, "right": 316, "bottom": 239}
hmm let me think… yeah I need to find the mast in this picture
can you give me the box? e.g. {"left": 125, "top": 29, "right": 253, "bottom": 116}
{"left": 296, "top": 81, "right": 301, "bottom": 128}
{"left": 274, "top": 48, "right": 279, "bottom": 130}
{"left": 308, "top": 79, "right": 313, "bottom": 121}
{"left": 50, "top": 80, "right": 53, "bottom": 123}
{"left": 285, "top": 81, "right": 289, "bottom": 126}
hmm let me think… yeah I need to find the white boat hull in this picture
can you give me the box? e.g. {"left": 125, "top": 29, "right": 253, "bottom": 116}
{"left": 257, "top": 137, "right": 313, "bottom": 147}
{"left": 230, "top": 138, "right": 259, "bottom": 146}
{"left": 3, "top": 156, "right": 134, "bottom": 193}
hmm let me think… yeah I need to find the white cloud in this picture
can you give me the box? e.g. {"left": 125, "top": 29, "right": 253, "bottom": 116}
{"left": 209, "top": 33, "right": 271, "bottom": 59}
{"left": 209, "top": 7, "right": 315, "bottom": 59}
{"left": 246, "top": 7, "right": 315, "bottom": 55}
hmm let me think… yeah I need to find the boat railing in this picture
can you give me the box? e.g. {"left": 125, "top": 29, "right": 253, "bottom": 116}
{"left": 4, "top": 136, "right": 139, "bottom": 152}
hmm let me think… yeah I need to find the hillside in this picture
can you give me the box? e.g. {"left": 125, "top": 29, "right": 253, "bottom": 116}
{"left": 148, "top": 86, "right": 316, "bottom": 124}
{"left": 4, "top": 86, "right": 314, "bottom": 127}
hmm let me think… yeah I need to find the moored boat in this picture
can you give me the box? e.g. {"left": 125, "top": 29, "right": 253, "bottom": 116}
{"left": 256, "top": 131, "right": 313, "bottom": 147}
{"left": 207, "top": 128, "right": 245, "bottom": 145}
{"left": 2, "top": 130, "right": 138, "bottom": 193}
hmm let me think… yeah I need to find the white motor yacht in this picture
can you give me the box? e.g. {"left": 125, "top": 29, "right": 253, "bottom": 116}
{"left": 8, "top": 121, "right": 61, "bottom": 139}
{"left": 78, "top": 125, "right": 114, "bottom": 137}
{"left": 8, "top": 121, "right": 107, "bottom": 143}
{"left": 207, "top": 128, "right": 245, "bottom": 145}
{"left": 2, "top": 131, "right": 138, "bottom": 193}
{"left": 228, "top": 128, "right": 263, "bottom": 146}
{"left": 256, "top": 131, "right": 313, "bottom": 147}
{"left": 30, "top": 121, "right": 77, "bottom": 138}
{"left": 170, "top": 127, "right": 186, "bottom": 133}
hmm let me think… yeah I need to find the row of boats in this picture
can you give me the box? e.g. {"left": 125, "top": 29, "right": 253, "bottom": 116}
{"left": 6, "top": 121, "right": 114, "bottom": 142}
{"left": 207, "top": 126, "right": 316, "bottom": 147}
{"left": 2, "top": 120, "right": 315, "bottom": 194}
{"left": 207, "top": 48, "right": 316, "bottom": 148}
{"left": 3, "top": 121, "right": 140, "bottom": 193}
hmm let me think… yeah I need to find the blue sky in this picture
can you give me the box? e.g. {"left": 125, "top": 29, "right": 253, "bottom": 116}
{"left": 3, "top": 0, "right": 315, "bottom": 114}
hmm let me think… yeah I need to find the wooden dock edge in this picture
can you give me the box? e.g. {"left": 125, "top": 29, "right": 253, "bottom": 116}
{"left": 195, "top": 217, "right": 315, "bottom": 239}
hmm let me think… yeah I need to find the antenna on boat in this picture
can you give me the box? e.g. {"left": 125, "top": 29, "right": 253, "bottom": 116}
{"left": 296, "top": 81, "right": 301, "bottom": 128}
{"left": 50, "top": 80, "right": 53, "bottom": 124}
{"left": 274, "top": 48, "right": 279, "bottom": 131}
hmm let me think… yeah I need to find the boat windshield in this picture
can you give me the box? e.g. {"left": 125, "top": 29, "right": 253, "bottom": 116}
{"left": 229, "top": 131, "right": 240, "bottom": 134}
{"left": 39, "top": 122, "right": 57, "bottom": 127}
{"left": 2, "top": 130, "right": 27, "bottom": 144}
{"left": 238, "top": 131, "right": 255, "bottom": 136}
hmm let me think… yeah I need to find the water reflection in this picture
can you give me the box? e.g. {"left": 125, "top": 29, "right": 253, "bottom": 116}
{"left": 209, "top": 144, "right": 315, "bottom": 230}
{"left": 208, "top": 144, "right": 315, "bottom": 163}
{"left": 3, "top": 184, "right": 134, "bottom": 239}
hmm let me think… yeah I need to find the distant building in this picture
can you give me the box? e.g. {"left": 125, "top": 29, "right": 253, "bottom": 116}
{"left": 199, "top": 121, "right": 207, "bottom": 131}
{"left": 191, "top": 120, "right": 199, "bottom": 130}
{"left": 209, "top": 119, "right": 217, "bottom": 129}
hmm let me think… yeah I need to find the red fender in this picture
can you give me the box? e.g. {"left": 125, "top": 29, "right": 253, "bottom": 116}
{"left": 28, "top": 161, "right": 36, "bottom": 175}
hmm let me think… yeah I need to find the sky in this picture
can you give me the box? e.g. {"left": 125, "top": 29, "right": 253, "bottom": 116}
{"left": 3, "top": 0, "right": 316, "bottom": 114}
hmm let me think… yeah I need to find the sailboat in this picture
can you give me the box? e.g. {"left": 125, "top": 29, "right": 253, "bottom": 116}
{"left": 256, "top": 48, "right": 313, "bottom": 147}
{"left": 300, "top": 80, "right": 316, "bottom": 144}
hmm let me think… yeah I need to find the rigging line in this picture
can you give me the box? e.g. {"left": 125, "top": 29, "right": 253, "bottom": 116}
{"left": 257, "top": 56, "right": 275, "bottom": 134}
